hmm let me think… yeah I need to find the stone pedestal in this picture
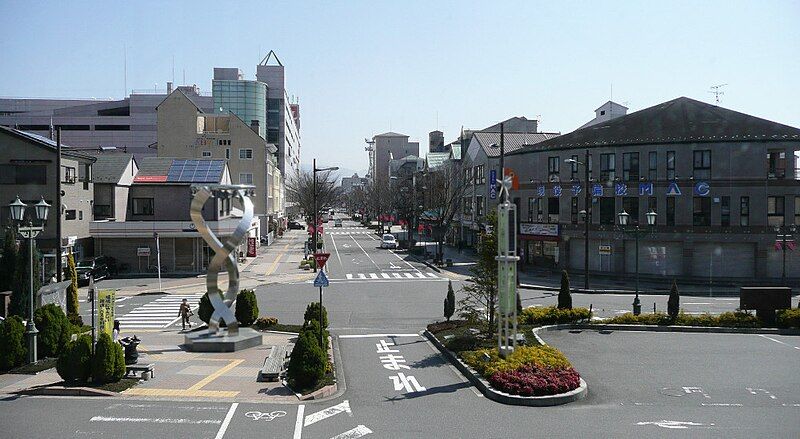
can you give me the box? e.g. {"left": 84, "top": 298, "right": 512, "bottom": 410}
{"left": 184, "top": 327, "right": 263, "bottom": 352}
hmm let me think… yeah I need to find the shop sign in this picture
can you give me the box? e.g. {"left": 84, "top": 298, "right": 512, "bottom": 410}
{"left": 519, "top": 223, "right": 559, "bottom": 236}
{"left": 247, "top": 237, "right": 257, "bottom": 257}
{"left": 137, "top": 247, "right": 151, "bottom": 257}
{"left": 599, "top": 245, "right": 612, "bottom": 255}
{"left": 489, "top": 169, "right": 497, "bottom": 199}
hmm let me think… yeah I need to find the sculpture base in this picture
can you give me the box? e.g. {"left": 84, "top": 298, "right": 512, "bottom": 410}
{"left": 184, "top": 327, "right": 263, "bottom": 352}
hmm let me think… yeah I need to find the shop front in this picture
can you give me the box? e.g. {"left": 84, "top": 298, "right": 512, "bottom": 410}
{"left": 519, "top": 223, "right": 561, "bottom": 268}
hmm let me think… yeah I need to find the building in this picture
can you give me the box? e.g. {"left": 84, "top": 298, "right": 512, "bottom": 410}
{"left": 0, "top": 85, "right": 213, "bottom": 157}
{"left": 429, "top": 130, "right": 445, "bottom": 153}
{"left": 370, "top": 132, "right": 420, "bottom": 183}
{"left": 90, "top": 157, "right": 259, "bottom": 275}
{"left": 425, "top": 152, "right": 450, "bottom": 170}
{"left": 389, "top": 155, "right": 425, "bottom": 182}
{"left": 256, "top": 51, "right": 301, "bottom": 181}
{"left": 506, "top": 96, "right": 800, "bottom": 281}
{"left": 0, "top": 126, "right": 96, "bottom": 277}
{"left": 577, "top": 101, "right": 628, "bottom": 129}
{"left": 213, "top": 68, "right": 268, "bottom": 139}
{"left": 155, "top": 89, "right": 280, "bottom": 233}
{"left": 90, "top": 153, "right": 138, "bottom": 221}
{"left": 340, "top": 173, "right": 368, "bottom": 194}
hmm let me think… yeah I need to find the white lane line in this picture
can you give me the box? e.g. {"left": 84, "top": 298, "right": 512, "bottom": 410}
{"left": 388, "top": 248, "right": 422, "bottom": 273}
{"left": 339, "top": 334, "right": 420, "bottom": 339}
{"left": 349, "top": 234, "right": 382, "bottom": 271}
{"left": 426, "top": 273, "right": 437, "bottom": 278}
{"left": 381, "top": 273, "right": 390, "bottom": 279}
{"left": 758, "top": 334, "right": 798, "bottom": 349}
{"left": 414, "top": 273, "right": 426, "bottom": 278}
{"left": 331, "top": 425, "right": 373, "bottom": 439}
{"left": 330, "top": 234, "right": 344, "bottom": 275}
{"left": 369, "top": 273, "right": 379, "bottom": 279}
{"left": 393, "top": 273, "right": 402, "bottom": 278}
{"left": 404, "top": 273, "right": 414, "bottom": 278}
{"left": 90, "top": 416, "right": 221, "bottom": 425}
{"left": 346, "top": 274, "right": 354, "bottom": 280}
{"left": 303, "top": 400, "right": 351, "bottom": 427}
{"left": 293, "top": 404, "right": 305, "bottom": 439}
{"left": 214, "top": 402, "right": 238, "bottom": 439}
{"left": 357, "top": 274, "right": 367, "bottom": 279}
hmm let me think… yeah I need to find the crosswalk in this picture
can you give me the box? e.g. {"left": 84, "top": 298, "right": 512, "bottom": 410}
{"left": 328, "top": 231, "right": 373, "bottom": 235}
{"left": 116, "top": 293, "right": 203, "bottom": 329}
{"left": 345, "top": 272, "right": 440, "bottom": 280}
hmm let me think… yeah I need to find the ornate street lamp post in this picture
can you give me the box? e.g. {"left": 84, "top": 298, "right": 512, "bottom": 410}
{"left": 9, "top": 195, "right": 50, "bottom": 364}
{"left": 618, "top": 208, "right": 657, "bottom": 315}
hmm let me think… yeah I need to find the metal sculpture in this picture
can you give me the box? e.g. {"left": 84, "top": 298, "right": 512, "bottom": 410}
{"left": 190, "top": 184, "right": 254, "bottom": 336}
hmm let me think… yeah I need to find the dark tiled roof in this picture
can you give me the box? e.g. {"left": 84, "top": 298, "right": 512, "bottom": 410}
{"left": 511, "top": 96, "right": 800, "bottom": 155}
{"left": 90, "top": 154, "right": 135, "bottom": 183}
{"left": 473, "top": 132, "right": 561, "bottom": 157}
{"left": 0, "top": 125, "right": 96, "bottom": 161}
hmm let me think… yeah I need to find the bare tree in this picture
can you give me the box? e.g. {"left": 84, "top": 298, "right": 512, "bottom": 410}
{"left": 285, "top": 169, "right": 342, "bottom": 222}
{"left": 422, "top": 160, "right": 467, "bottom": 260}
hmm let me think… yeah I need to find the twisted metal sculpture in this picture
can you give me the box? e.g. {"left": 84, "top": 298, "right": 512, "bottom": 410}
{"left": 190, "top": 185, "right": 254, "bottom": 336}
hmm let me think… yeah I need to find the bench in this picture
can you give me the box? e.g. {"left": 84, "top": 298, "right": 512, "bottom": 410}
{"left": 258, "top": 345, "right": 287, "bottom": 382}
{"left": 125, "top": 363, "right": 155, "bottom": 379}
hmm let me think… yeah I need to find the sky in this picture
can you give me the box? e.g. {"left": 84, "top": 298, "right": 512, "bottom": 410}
{"left": 1, "top": 0, "right": 799, "bottom": 176}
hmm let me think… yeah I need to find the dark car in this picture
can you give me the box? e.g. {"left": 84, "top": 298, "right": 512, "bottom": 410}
{"left": 288, "top": 220, "right": 304, "bottom": 230}
{"left": 75, "top": 256, "right": 111, "bottom": 285}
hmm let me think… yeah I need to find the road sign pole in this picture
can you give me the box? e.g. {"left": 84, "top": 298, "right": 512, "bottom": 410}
{"left": 319, "top": 284, "right": 324, "bottom": 347}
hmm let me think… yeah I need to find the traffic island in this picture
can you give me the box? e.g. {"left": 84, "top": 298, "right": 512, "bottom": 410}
{"left": 183, "top": 327, "right": 263, "bottom": 352}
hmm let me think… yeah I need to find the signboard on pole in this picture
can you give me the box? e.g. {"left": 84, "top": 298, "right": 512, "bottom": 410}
{"left": 497, "top": 204, "right": 517, "bottom": 315}
{"left": 314, "top": 253, "right": 330, "bottom": 270}
{"left": 489, "top": 169, "right": 497, "bottom": 199}
{"left": 97, "top": 289, "right": 116, "bottom": 337}
{"left": 313, "top": 270, "right": 329, "bottom": 288}
{"left": 247, "top": 237, "right": 257, "bottom": 257}
{"left": 598, "top": 245, "right": 612, "bottom": 255}
{"left": 137, "top": 247, "right": 151, "bottom": 257}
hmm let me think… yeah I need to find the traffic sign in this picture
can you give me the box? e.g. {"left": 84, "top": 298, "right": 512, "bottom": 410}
{"left": 313, "top": 270, "right": 329, "bottom": 288}
{"left": 314, "top": 252, "right": 331, "bottom": 270}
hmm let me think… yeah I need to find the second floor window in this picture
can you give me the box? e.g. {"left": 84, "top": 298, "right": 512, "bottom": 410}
{"left": 476, "top": 195, "right": 484, "bottom": 216}
{"left": 64, "top": 166, "right": 77, "bottom": 184}
{"left": 767, "top": 196, "right": 785, "bottom": 227}
{"left": 693, "top": 197, "right": 711, "bottom": 226}
{"left": 623, "top": 152, "right": 639, "bottom": 181}
{"left": 239, "top": 149, "right": 253, "bottom": 160}
{"left": 721, "top": 196, "right": 731, "bottom": 227}
{"left": 667, "top": 151, "right": 676, "bottom": 180}
{"left": 239, "top": 173, "right": 254, "bottom": 185}
{"left": 547, "top": 197, "right": 559, "bottom": 223}
{"left": 202, "top": 151, "right": 212, "bottom": 158}
{"left": 648, "top": 151, "right": 657, "bottom": 181}
{"left": 548, "top": 156, "right": 560, "bottom": 180}
{"left": 132, "top": 198, "right": 154, "bottom": 215}
{"left": 527, "top": 197, "right": 536, "bottom": 222}
{"left": 463, "top": 197, "right": 472, "bottom": 215}
{"left": 600, "top": 153, "right": 615, "bottom": 181}
{"left": 767, "top": 150, "right": 786, "bottom": 179}
{"left": 570, "top": 155, "right": 578, "bottom": 179}
{"left": 740, "top": 196, "right": 750, "bottom": 226}
{"left": 464, "top": 167, "right": 472, "bottom": 185}
{"left": 474, "top": 165, "right": 485, "bottom": 184}
{"left": 666, "top": 197, "right": 676, "bottom": 226}
{"left": 693, "top": 150, "right": 711, "bottom": 180}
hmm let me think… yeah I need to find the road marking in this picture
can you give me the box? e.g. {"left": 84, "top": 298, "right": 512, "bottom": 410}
{"left": 388, "top": 248, "right": 422, "bottom": 273}
{"left": 214, "top": 403, "right": 238, "bottom": 439}
{"left": 636, "top": 420, "right": 714, "bottom": 429}
{"left": 746, "top": 387, "right": 777, "bottom": 399}
{"left": 701, "top": 403, "right": 743, "bottom": 407}
{"left": 414, "top": 273, "right": 426, "bottom": 278}
{"left": 122, "top": 388, "right": 240, "bottom": 398}
{"left": 90, "top": 416, "right": 221, "bottom": 425}
{"left": 189, "top": 359, "right": 244, "bottom": 391}
{"left": 304, "top": 400, "right": 352, "bottom": 427}
{"left": 331, "top": 425, "right": 373, "bottom": 439}
{"left": 346, "top": 274, "right": 353, "bottom": 279}
{"left": 293, "top": 404, "right": 305, "bottom": 439}
{"left": 118, "top": 293, "right": 203, "bottom": 329}
{"left": 758, "top": 334, "right": 796, "bottom": 349}
{"left": 381, "top": 273, "right": 390, "bottom": 279}
{"left": 339, "top": 334, "right": 420, "bottom": 339}
{"left": 265, "top": 253, "right": 284, "bottom": 277}
{"left": 369, "top": 273, "right": 378, "bottom": 279}
{"left": 358, "top": 273, "right": 366, "bottom": 279}
{"left": 349, "top": 235, "right": 382, "bottom": 271}
{"left": 684, "top": 302, "right": 713, "bottom": 305}
{"left": 330, "top": 234, "right": 344, "bottom": 273}
{"left": 404, "top": 273, "right": 414, "bottom": 278}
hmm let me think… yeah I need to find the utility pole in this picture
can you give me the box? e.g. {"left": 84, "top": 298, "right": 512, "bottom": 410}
{"left": 312, "top": 158, "right": 318, "bottom": 273}
{"left": 56, "top": 129, "right": 62, "bottom": 281}
{"left": 584, "top": 148, "right": 590, "bottom": 291}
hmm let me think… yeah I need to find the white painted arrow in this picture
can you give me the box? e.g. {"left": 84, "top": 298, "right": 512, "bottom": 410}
{"left": 330, "top": 425, "right": 372, "bottom": 439}
{"left": 304, "top": 400, "right": 352, "bottom": 427}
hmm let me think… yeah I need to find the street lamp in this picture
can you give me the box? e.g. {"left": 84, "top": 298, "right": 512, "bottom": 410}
{"left": 312, "top": 159, "right": 338, "bottom": 273}
{"left": 565, "top": 149, "right": 591, "bottom": 291}
{"left": 9, "top": 195, "right": 50, "bottom": 364}
{"left": 618, "top": 208, "right": 657, "bottom": 315}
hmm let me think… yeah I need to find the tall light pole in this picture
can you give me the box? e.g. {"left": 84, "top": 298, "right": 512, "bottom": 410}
{"left": 618, "top": 208, "right": 657, "bottom": 315}
{"left": 312, "top": 159, "right": 338, "bottom": 272}
{"left": 9, "top": 195, "right": 51, "bottom": 364}
{"left": 775, "top": 225, "right": 797, "bottom": 281}
{"left": 565, "top": 149, "right": 591, "bottom": 290}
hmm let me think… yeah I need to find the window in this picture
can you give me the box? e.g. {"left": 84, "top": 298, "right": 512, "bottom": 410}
{"left": 570, "top": 155, "right": 579, "bottom": 180}
{"left": 239, "top": 173, "right": 254, "bottom": 185}
{"left": 648, "top": 197, "right": 657, "bottom": 220}
{"left": 600, "top": 110, "right": 606, "bottom": 115}
{"left": 548, "top": 157, "right": 560, "bottom": 180}
{"left": 65, "top": 210, "right": 76, "bottom": 220}
{"left": 464, "top": 167, "right": 472, "bottom": 185}
{"left": 64, "top": 166, "right": 77, "bottom": 183}
{"left": 740, "top": 196, "right": 750, "bottom": 226}
{"left": 474, "top": 165, "right": 485, "bottom": 184}
{"left": 78, "top": 210, "right": 83, "bottom": 220}
{"left": 767, "top": 150, "right": 787, "bottom": 179}
{"left": 623, "top": 152, "right": 639, "bottom": 181}
{"left": 463, "top": 197, "right": 472, "bottom": 215}
{"left": 571, "top": 198, "right": 579, "bottom": 224}
{"left": 622, "top": 197, "right": 639, "bottom": 225}
{"left": 132, "top": 198, "right": 154, "bottom": 215}
{"left": 667, "top": 151, "right": 676, "bottom": 180}
{"left": 527, "top": 198, "right": 537, "bottom": 222}
{"left": 600, "top": 153, "right": 615, "bottom": 181}
{"left": 217, "top": 139, "right": 231, "bottom": 146}
{"left": 795, "top": 196, "right": 800, "bottom": 225}
{"left": 476, "top": 195, "right": 484, "bottom": 216}
{"left": 587, "top": 154, "right": 593, "bottom": 180}
{"left": 94, "top": 205, "right": 111, "bottom": 219}
{"left": 599, "top": 197, "right": 615, "bottom": 225}
{"left": 239, "top": 149, "right": 253, "bottom": 160}
{"left": 721, "top": 196, "right": 731, "bottom": 227}
{"left": 767, "top": 196, "right": 785, "bottom": 227}
{"left": 225, "top": 148, "right": 230, "bottom": 160}
{"left": 666, "top": 197, "right": 676, "bottom": 226}
{"left": 648, "top": 152, "right": 657, "bottom": 181}
{"left": 267, "top": 129, "right": 279, "bottom": 143}
{"left": 202, "top": 151, "right": 212, "bottom": 158}
{"left": 693, "top": 150, "right": 711, "bottom": 180}
{"left": 547, "top": 197, "right": 559, "bottom": 223}
{"left": 693, "top": 197, "right": 711, "bottom": 226}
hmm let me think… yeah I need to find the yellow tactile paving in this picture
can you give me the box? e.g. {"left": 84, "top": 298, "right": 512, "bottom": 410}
{"left": 123, "top": 388, "right": 239, "bottom": 398}
{"left": 187, "top": 359, "right": 244, "bottom": 391}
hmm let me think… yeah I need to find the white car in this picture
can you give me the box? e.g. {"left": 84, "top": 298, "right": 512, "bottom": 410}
{"left": 380, "top": 234, "right": 397, "bottom": 249}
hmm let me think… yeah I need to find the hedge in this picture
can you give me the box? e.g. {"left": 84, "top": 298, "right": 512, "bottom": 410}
{"left": 34, "top": 303, "right": 71, "bottom": 358}
{"left": 91, "top": 332, "right": 125, "bottom": 384}
{"left": 253, "top": 316, "right": 279, "bottom": 329}
{"left": 286, "top": 329, "right": 327, "bottom": 390}
{"left": 604, "top": 311, "right": 761, "bottom": 328}
{"left": 777, "top": 309, "right": 800, "bottom": 329}
{"left": 56, "top": 334, "right": 92, "bottom": 383}
{"left": 519, "top": 306, "right": 592, "bottom": 326}
{"left": 235, "top": 289, "right": 259, "bottom": 326}
{"left": 0, "top": 315, "right": 27, "bottom": 370}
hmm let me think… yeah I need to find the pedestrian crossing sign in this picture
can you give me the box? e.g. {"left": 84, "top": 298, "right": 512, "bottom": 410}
{"left": 314, "top": 270, "right": 330, "bottom": 288}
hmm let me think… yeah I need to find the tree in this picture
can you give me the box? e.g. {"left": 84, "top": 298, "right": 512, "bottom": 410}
{"left": 304, "top": 302, "right": 328, "bottom": 328}
{"left": 458, "top": 211, "right": 498, "bottom": 332}
{"left": 0, "top": 315, "right": 26, "bottom": 370}
{"left": 65, "top": 250, "right": 79, "bottom": 321}
{"left": 11, "top": 241, "right": 40, "bottom": 318}
{"left": 285, "top": 169, "right": 342, "bottom": 223}
{"left": 91, "top": 332, "right": 125, "bottom": 384}
{"left": 667, "top": 279, "right": 680, "bottom": 319}
{"left": 423, "top": 160, "right": 468, "bottom": 259}
{"left": 286, "top": 329, "right": 327, "bottom": 390}
{"left": 34, "top": 303, "right": 70, "bottom": 358}
{"left": 558, "top": 270, "right": 572, "bottom": 309}
{"left": 234, "top": 289, "right": 259, "bottom": 326}
{"left": 444, "top": 280, "right": 455, "bottom": 321}
{"left": 0, "top": 228, "right": 18, "bottom": 293}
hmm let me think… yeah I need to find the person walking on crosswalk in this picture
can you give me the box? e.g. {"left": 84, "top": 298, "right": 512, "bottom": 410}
{"left": 179, "top": 298, "right": 193, "bottom": 331}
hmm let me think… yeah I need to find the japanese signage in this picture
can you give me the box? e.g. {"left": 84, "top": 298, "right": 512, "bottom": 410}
{"left": 534, "top": 181, "right": 710, "bottom": 198}
{"left": 247, "top": 237, "right": 257, "bottom": 257}
{"left": 519, "top": 223, "right": 560, "bottom": 236}
{"left": 137, "top": 247, "right": 151, "bottom": 257}
{"left": 97, "top": 289, "right": 115, "bottom": 337}
{"left": 314, "top": 253, "right": 330, "bottom": 270}
{"left": 375, "top": 339, "right": 426, "bottom": 393}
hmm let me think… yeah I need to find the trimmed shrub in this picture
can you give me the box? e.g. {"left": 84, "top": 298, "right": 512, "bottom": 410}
{"left": 444, "top": 334, "right": 481, "bottom": 353}
{"left": 91, "top": 332, "right": 125, "bottom": 384}
{"left": 234, "top": 289, "right": 259, "bottom": 326}
{"left": 253, "top": 316, "right": 279, "bottom": 329}
{"left": 558, "top": 270, "right": 572, "bottom": 309}
{"left": 198, "top": 292, "right": 215, "bottom": 324}
{"left": 461, "top": 345, "right": 573, "bottom": 378}
{"left": 712, "top": 311, "right": 761, "bottom": 328}
{"left": 287, "top": 329, "right": 327, "bottom": 390}
{"left": 667, "top": 280, "right": 680, "bottom": 318}
{"left": 777, "top": 308, "right": 800, "bottom": 329}
{"left": 605, "top": 311, "right": 762, "bottom": 328}
{"left": 65, "top": 251, "right": 79, "bottom": 320}
{"left": 519, "top": 306, "right": 592, "bottom": 326}
{"left": 0, "top": 315, "right": 27, "bottom": 370}
{"left": 0, "top": 227, "right": 18, "bottom": 293}
{"left": 304, "top": 302, "right": 328, "bottom": 328}
{"left": 444, "top": 280, "right": 455, "bottom": 321}
{"left": 34, "top": 303, "right": 70, "bottom": 358}
{"left": 56, "top": 334, "right": 92, "bottom": 383}
{"left": 303, "top": 319, "right": 330, "bottom": 350}
{"left": 427, "top": 320, "right": 468, "bottom": 334}
{"left": 489, "top": 365, "right": 581, "bottom": 396}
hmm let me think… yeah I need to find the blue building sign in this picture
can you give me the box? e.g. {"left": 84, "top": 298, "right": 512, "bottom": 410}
{"left": 489, "top": 169, "right": 497, "bottom": 199}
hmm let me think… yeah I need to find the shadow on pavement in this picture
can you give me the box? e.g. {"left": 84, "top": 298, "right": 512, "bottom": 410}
{"left": 382, "top": 381, "right": 472, "bottom": 401}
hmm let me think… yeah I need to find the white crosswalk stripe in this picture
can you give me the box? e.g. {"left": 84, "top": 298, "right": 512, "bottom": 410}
{"left": 343, "top": 272, "right": 440, "bottom": 281}
{"left": 327, "top": 231, "right": 373, "bottom": 235}
{"left": 117, "top": 293, "right": 204, "bottom": 329}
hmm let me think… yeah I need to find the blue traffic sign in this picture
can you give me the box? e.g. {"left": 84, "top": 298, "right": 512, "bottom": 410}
{"left": 313, "top": 270, "right": 329, "bottom": 288}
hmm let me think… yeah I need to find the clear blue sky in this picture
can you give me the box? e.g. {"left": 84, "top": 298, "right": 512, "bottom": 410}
{"left": 1, "top": 1, "right": 798, "bottom": 174}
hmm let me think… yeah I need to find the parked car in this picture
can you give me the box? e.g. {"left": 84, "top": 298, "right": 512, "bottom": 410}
{"left": 334, "top": 219, "right": 343, "bottom": 227}
{"left": 288, "top": 220, "right": 304, "bottom": 230}
{"left": 75, "top": 256, "right": 111, "bottom": 285}
{"left": 380, "top": 234, "right": 398, "bottom": 249}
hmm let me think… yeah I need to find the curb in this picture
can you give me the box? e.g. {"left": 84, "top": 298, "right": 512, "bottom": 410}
{"left": 532, "top": 323, "right": 800, "bottom": 336}
{"left": 423, "top": 330, "right": 587, "bottom": 407}
{"left": 408, "top": 255, "right": 441, "bottom": 273}
{"left": 16, "top": 386, "right": 116, "bottom": 397}
{"left": 518, "top": 283, "right": 741, "bottom": 296}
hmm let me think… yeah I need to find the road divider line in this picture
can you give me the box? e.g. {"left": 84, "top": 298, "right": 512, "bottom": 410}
{"left": 214, "top": 402, "right": 238, "bottom": 439}
{"left": 349, "top": 234, "right": 382, "bottom": 271}
{"left": 90, "top": 416, "right": 221, "bottom": 424}
{"left": 339, "top": 334, "right": 420, "bottom": 339}
{"left": 293, "top": 404, "right": 305, "bottom": 439}
{"left": 304, "top": 400, "right": 351, "bottom": 427}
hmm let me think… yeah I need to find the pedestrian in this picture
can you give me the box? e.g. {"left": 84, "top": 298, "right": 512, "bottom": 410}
{"left": 112, "top": 320, "right": 120, "bottom": 342}
{"left": 179, "top": 298, "right": 193, "bottom": 331}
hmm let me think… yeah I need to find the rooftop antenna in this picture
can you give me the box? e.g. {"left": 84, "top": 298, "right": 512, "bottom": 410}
{"left": 709, "top": 83, "right": 727, "bottom": 104}
{"left": 123, "top": 45, "right": 127, "bottom": 98}
{"left": 172, "top": 55, "right": 175, "bottom": 84}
